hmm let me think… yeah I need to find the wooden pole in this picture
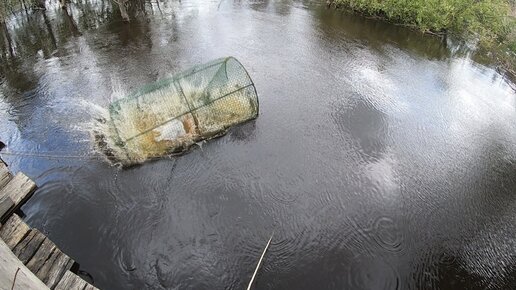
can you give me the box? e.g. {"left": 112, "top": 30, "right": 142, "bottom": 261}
{"left": 246, "top": 233, "right": 273, "bottom": 290}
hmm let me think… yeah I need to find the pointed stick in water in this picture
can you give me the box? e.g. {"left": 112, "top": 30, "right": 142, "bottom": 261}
{"left": 247, "top": 233, "right": 274, "bottom": 290}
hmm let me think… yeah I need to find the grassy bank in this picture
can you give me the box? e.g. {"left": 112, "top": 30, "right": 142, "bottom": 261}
{"left": 332, "top": 0, "right": 515, "bottom": 74}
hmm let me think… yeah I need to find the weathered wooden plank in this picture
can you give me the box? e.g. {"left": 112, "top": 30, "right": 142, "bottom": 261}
{"left": 36, "top": 248, "right": 74, "bottom": 289}
{"left": 0, "top": 237, "right": 49, "bottom": 290}
{"left": 0, "top": 213, "right": 23, "bottom": 239}
{"left": 35, "top": 247, "right": 61, "bottom": 283}
{"left": 13, "top": 228, "right": 45, "bottom": 258}
{"left": 48, "top": 253, "right": 73, "bottom": 288}
{"left": 0, "top": 162, "right": 12, "bottom": 189}
{"left": 0, "top": 196, "right": 14, "bottom": 221}
{"left": 84, "top": 283, "right": 99, "bottom": 290}
{"left": 26, "top": 238, "right": 57, "bottom": 274}
{"left": 0, "top": 215, "right": 30, "bottom": 250}
{"left": 13, "top": 229, "right": 37, "bottom": 255}
{"left": 55, "top": 270, "right": 88, "bottom": 290}
{"left": 0, "top": 172, "right": 37, "bottom": 222}
{"left": 47, "top": 251, "right": 74, "bottom": 289}
{"left": 15, "top": 229, "right": 46, "bottom": 264}
{"left": 0, "top": 213, "right": 30, "bottom": 249}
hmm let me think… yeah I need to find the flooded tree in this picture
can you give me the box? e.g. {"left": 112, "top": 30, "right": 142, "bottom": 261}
{"left": 34, "top": 0, "right": 46, "bottom": 9}
{"left": 18, "top": 0, "right": 30, "bottom": 15}
{"left": 0, "top": 2, "right": 14, "bottom": 58}
{"left": 0, "top": 2, "right": 6, "bottom": 22}
{"left": 62, "top": 7, "right": 81, "bottom": 36}
{"left": 42, "top": 11, "right": 57, "bottom": 49}
{"left": 114, "top": 0, "right": 130, "bottom": 22}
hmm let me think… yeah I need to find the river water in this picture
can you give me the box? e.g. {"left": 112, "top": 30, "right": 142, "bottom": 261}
{"left": 0, "top": 1, "right": 515, "bottom": 289}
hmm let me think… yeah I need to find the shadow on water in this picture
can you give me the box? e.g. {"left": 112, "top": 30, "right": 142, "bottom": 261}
{"left": 228, "top": 120, "right": 257, "bottom": 142}
{"left": 313, "top": 7, "right": 450, "bottom": 60}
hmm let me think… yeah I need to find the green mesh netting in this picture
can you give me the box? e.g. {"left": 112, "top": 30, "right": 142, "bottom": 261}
{"left": 96, "top": 57, "right": 259, "bottom": 166}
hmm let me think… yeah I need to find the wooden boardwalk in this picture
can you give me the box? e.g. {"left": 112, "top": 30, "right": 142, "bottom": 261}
{"left": 0, "top": 158, "right": 99, "bottom": 290}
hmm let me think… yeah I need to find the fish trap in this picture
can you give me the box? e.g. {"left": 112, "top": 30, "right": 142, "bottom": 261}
{"left": 95, "top": 57, "right": 259, "bottom": 166}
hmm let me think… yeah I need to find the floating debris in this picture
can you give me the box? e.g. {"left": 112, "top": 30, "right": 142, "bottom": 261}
{"left": 93, "top": 57, "right": 259, "bottom": 166}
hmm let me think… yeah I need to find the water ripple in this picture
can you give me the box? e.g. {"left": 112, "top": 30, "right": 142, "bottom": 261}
{"left": 348, "top": 256, "right": 400, "bottom": 290}
{"left": 371, "top": 216, "right": 403, "bottom": 253}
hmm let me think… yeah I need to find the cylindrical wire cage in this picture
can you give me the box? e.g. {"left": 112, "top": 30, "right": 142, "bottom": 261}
{"left": 96, "top": 57, "right": 259, "bottom": 166}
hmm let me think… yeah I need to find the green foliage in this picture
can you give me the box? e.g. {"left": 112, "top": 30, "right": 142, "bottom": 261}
{"left": 508, "top": 39, "right": 516, "bottom": 53}
{"left": 0, "top": 0, "right": 26, "bottom": 21}
{"left": 336, "top": 0, "right": 511, "bottom": 35}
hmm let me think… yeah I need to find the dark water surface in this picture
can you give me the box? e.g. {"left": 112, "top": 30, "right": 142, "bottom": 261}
{"left": 1, "top": 1, "right": 515, "bottom": 289}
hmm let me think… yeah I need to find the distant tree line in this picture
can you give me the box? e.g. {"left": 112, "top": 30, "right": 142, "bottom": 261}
{"left": 0, "top": 0, "right": 148, "bottom": 22}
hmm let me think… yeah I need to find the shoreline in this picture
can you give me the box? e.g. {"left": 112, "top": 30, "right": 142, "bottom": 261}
{"left": 326, "top": 1, "right": 516, "bottom": 87}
